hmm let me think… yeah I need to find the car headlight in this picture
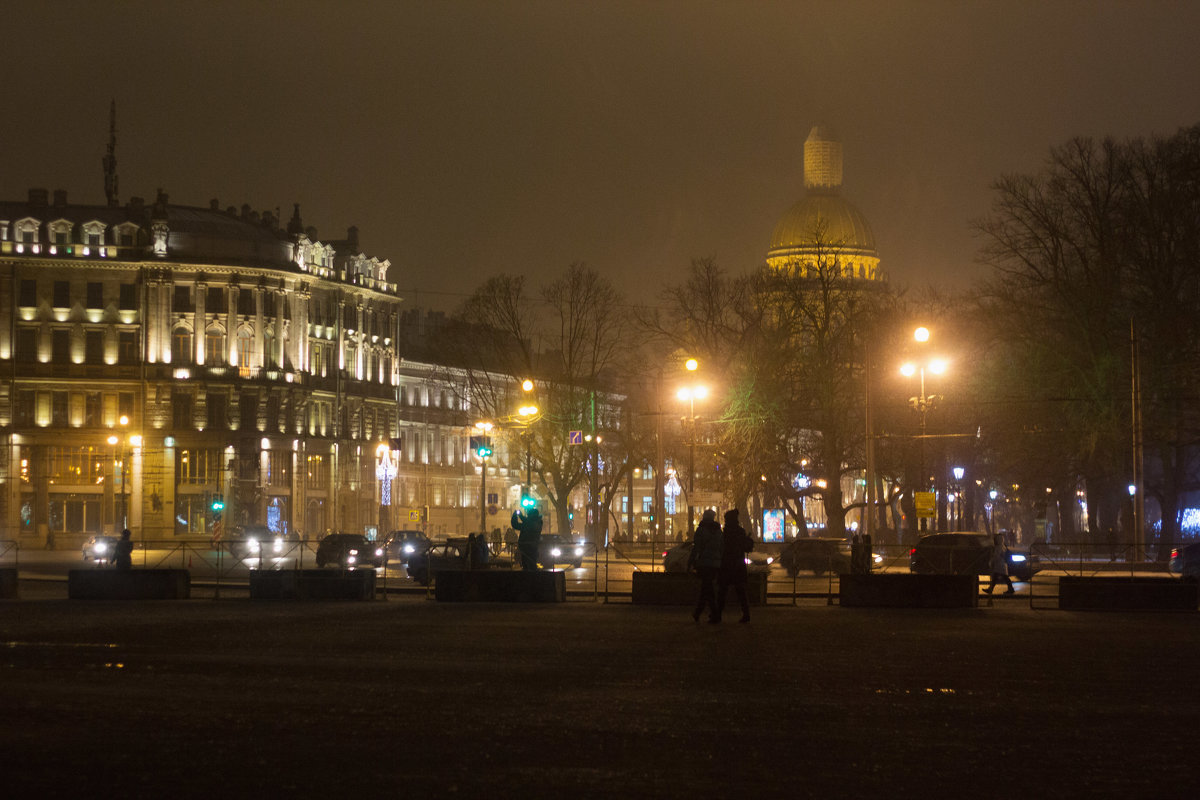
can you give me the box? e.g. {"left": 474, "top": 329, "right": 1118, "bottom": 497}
{"left": 347, "top": 553, "right": 357, "bottom": 564}
{"left": 403, "top": 544, "right": 415, "bottom": 554}
{"left": 375, "top": 548, "right": 383, "bottom": 557}
{"left": 248, "top": 538, "right": 260, "bottom": 553}
{"left": 744, "top": 557, "right": 752, "bottom": 565}
{"left": 766, "top": 556, "right": 774, "bottom": 565}
{"left": 1010, "top": 554, "right": 1027, "bottom": 563}
{"left": 873, "top": 554, "right": 883, "bottom": 564}
{"left": 273, "top": 537, "right": 284, "bottom": 553}
{"left": 574, "top": 547, "right": 584, "bottom": 557}
{"left": 550, "top": 547, "right": 562, "bottom": 557}
{"left": 94, "top": 542, "right": 107, "bottom": 554}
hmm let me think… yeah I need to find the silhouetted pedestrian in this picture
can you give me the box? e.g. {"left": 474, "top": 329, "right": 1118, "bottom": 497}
{"left": 511, "top": 508, "right": 543, "bottom": 571}
{"left": 467, "top": 533, "right": 479, "bottom": 569}
{"left": 716, "top": 509, "right": 752, "bottom": 623}
{"left": 984, "top": 533, "right": 1014, "bottom": 595}
{"left": 688, "top": 509, "right": 723, "bottom": 622}
{"left": 472, "top": 532, "right": 490, "bottom": 568}
{"left": 113, "top": 528, "right": 134, "bottom": 570}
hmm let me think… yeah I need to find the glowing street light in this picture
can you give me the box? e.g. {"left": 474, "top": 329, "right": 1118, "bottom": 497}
{"left": 677, "top": 382, "right": 708, "bottom": 534}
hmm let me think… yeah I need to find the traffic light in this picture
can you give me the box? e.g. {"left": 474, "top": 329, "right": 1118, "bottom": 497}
{"left": 521, "top": 494, "right": 537, "bottom": 510}
{"left": 211, "top": 496, "right": 225, "bottom": 513}
{"left": 470, "top": 435, "right": 494, "bottom": 458}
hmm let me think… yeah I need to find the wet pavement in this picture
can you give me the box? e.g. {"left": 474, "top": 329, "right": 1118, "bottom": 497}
{"left": 2, "top": 592, "right": 1196, "bottom": 798}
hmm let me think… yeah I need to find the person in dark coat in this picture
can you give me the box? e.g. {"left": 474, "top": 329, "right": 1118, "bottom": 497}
{"left": 984, "top": 533, "right": 1015, "bottom": 595}
{"left": 113, "top": 528, "right": 134, "bottom": 570}
{"left": 511, "top": 508, "right": 543, "bottom": 571}
{"left": 716, "top": 509, "right": 752, "bottom": 623}
{"left": 688, "top": 508, "right": 724, "bottom": 622}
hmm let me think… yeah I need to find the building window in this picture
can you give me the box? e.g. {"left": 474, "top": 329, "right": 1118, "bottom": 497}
{"left": 206, "top": 286, "right": 225, "bottom": 312}
{"left": 205, "top": 328, "right": 225, "bottom": 365}
{"left": 15, "top": 328, "right": 37, "bottom": 362}
{"left": 174, "top": 495, "right": 208, "bottom": 536}
{"left": 265, "top": 450, "right": 292, "bottom": 488}
{"left": 86, "top": 282, "right": 104, "bottom": 309}
{"left": 19, "top": 279, "right": 36, "bottom": 307}
{"left": 305, "top": 454, "right": 328, "bottom": 489}
{"left": 237, "top": 289, "right": 255, "bottom": 316}
{"left": 88, "top": 233, "right": 101, "bottom": 246}
{"left": 14, "top": 390, "right": 36, "bottom": 426}
{"left": 48, "top": 493, "right": 102, "bottom": 535}
{"left": 85, "top": 393, "right": 102, "bottom": 427}
{"left": 172, "top": 390, "right": 194, "bottom": 429}
{"left": 53, "top": 281, "right": 70, "bottom": 309}
{"left": 51, "top": 392, "right": 68, "bottom": 426}
{"left": 174, "top": 285, "right": 192, "bottom": 313}
{"left": 119, "top": 283, "right": 137, "bottom": 311}
{"left": 177, "top": 449, "right": 220, "bottom": 485}
{"left": 118, "top": 331, "right": 138, "bottom": 363}
{"left": 236, "top": 329, "right": 252, "bottom": 368}
{"left": 173, "top": 327, "right": 193, "bottom": 364}
{"left": 206, "top": 393, "right": 228, "bottom": 430}
{"left": 85, "top": 330, "right": 105, "bottom": 364}
{"left": 51, "top": 329, "right": 69, "bottom": 362}
{"left": 118, "top": 393, "right": 134, "bottom": 419}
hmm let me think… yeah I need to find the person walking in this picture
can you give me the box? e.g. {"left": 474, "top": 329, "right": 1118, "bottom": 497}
{"left": 717, "top": 509, "right": 753, "bottom": 623}
{"left": 688, "top": 508, "right": 723, "bottom": 622}
{"left": 984, "top": 532, "right": 1015, "bottom": 594}
{"left": 113, "top": 528, "right": 134, "bottom": 570}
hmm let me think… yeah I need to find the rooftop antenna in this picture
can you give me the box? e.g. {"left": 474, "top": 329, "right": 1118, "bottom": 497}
{"left": 103, "top": 99, "right": 119, "bottom": 207}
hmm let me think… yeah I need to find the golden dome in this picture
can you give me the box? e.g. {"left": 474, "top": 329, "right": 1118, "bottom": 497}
{"left": 765, "top": 126, "right": 883, "bottom": 281}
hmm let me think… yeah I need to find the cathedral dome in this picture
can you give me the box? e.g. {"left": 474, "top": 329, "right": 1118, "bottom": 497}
{"left": 765, "top": 126, "right": 883, "bottom": 281}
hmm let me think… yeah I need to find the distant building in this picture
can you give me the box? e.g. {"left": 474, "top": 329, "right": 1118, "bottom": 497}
{"left": 766, "top": 126, "right": 884, "bottom": 282}
{"left": 0, "top": 187, "right": 516, "bottom": 546}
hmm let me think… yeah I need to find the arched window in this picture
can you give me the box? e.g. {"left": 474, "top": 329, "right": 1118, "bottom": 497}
{"left": 173, "top": 326, "right": 193, "bottom": 364}
{"left": 205, "top": 327, "right": 225, "bottom": 365}
{"left": 236, "top": 328, "right": 253, "bottom": 369}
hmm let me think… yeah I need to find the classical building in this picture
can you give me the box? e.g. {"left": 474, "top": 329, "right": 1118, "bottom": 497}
{"left": 766, "top": 126, "right": 884, "bottom": 282}
{"left": 0, "top": 186, "right": 523, "bottom": 547}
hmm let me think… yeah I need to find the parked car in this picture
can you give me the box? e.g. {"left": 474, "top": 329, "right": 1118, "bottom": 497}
{"left": 538, "top": 534, "right": 585, "bottom": 569}
{"left": 910, "top": 532, "right": 1036, "bottom": 581}
{"left": 82, "top": 535, "right": 118, "bottom": 563}
{"left": 780, "top": 538, "right": 848, "bottom": 577}
{"left": 1169, "top": 542, "right": 1200, "bottom": 580}
{"left": 315, "top": 533, "right": 384, "bottom": 568}
{"left": 407, "top": 539, "right": 470, "bottom": 584}
{"left": 382, "top": 530, "right": 432, "bottom": 565}
{"left": 661, "top": 541, "right": 773, "bottom": 573}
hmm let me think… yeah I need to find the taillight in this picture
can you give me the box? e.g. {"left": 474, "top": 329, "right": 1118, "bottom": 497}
{"left": 1171, "top": 548, "right": 1180, "bottom": 559}
{"left": 661, "top": 551, "right": 669, "bottom": 558}
{"left": 910, "top": 548, "right": 917, "bottom": 555}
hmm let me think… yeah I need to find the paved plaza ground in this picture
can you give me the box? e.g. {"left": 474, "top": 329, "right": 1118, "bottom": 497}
{"left": 2, "top": 591, "right": 1196, "bottom": 798}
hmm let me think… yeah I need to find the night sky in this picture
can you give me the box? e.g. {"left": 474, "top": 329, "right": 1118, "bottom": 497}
{"left": 5, "top": 1, "right": 1200, "bottom": 309}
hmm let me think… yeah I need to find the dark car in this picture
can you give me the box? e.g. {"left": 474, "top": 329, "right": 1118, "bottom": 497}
{"left": 407, "top": 539, "right": 470, "bottom": 584}
{"left": 780, "top": 538, "right": 851, "bottom": 577}
{"left": 539, "top": 534, "right": 585, "bottom": 569}
{"left": 661, "top": 541, "right": 773, "bottom": 574}
{"left": 779, "top": 538, "right": 884, "bottom": 577}
{"left": 910, "top": 532, "right": 1035, "bottom": 581}
{"left": 82, "top": 535, "right": 118, "bottom": 563}
{"left": 1169, "top": 542, "right": 1200, "bottom": 580}
{"left": 315, "top": 533, "right": 384, "bottom": 568}
{"left": 382, "top": 530, "right": 432, "bottom": 565}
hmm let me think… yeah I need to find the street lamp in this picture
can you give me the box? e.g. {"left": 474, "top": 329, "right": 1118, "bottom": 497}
{"left": 676, "top": 383, "right": 708, "bottom": 535}
{"left": 952, "top": 466, "right": 965, "bottom": 530}
{"left": 108, "top": 415, "right": 134, "bottom": 531}
{"left": 473, "top": 421, "right": 494, "bottom": 534}
{"left": 517, "top": 402, "right": 538, "bottom": 506}
{"left": 900, "top": 328, "right": 948, "bottom": 530}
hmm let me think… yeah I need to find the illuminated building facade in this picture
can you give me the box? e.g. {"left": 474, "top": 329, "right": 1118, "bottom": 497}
{"left": 0, "top": 186, "right": 506, "bottom": 546}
